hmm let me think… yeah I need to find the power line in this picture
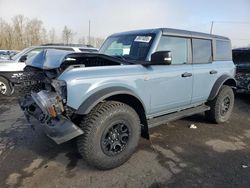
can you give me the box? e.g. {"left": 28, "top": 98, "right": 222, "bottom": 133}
{"left": 184, "top": 22, "right": 211, "bottom": 29}
{"left": 213, "top": 21, "right": 250, "bottom": 24}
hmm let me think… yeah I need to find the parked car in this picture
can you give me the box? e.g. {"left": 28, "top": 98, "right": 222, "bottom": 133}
{"left": 19, "top": 28, "right": 235, "bottom": 170}
{"left": 0, "top": 45, "right": 98, "bottom": 96}
{"left": 233, "top": 48, "right": 250, "bottom": 93}
{"left": 0, "top": 50, "right": 19, "bottom": 60}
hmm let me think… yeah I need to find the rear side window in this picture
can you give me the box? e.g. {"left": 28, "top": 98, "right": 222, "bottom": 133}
{"left": 192, "top": 39, "right": 212, "bottom": 64}
{"left": 215, "top": 40, "right": 232, "bottom": 60}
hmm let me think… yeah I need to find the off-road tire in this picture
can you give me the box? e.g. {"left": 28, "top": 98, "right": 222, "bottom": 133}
{"left": 77, "top": 101, "right": 140, "bottom": 170}
{"left": 205, "top": 85, "right": 234, "bottom": 123}
{"left": 0, "top": 77, "right": 12, "bottom": 96}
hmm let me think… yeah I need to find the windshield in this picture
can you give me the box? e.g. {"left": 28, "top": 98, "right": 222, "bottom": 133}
{"left": 99, "top": 34, "right": 155, "bottom": 61}
{"left": 11, "top": 48, "right": 29, "bottom": 60}
{"left": 233, "top": 50, "right": 250, "bottom": 64}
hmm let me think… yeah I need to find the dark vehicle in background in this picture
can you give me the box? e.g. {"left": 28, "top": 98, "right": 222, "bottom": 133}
{"left": 233, "top": 48, "right": 250, "bottom": 93}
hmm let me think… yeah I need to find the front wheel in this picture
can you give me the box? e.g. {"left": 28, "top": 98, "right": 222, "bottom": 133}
{"left": 77, "top": 101, "right": 140, "bottom": 170}
{"left": 205, "top": 85, "right": 234, "bottom": 123}
{"left": 0, "top": 77, "right": 13, "bottom": 96}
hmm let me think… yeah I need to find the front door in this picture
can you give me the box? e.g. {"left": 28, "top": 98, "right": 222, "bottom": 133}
{"left": 148, "top": 36, "right": 193, "bottom": 117}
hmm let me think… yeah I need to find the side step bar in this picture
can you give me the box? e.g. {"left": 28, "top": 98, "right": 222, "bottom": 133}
{"left": 148, "top": 104, "right": 210, "bottom": 128}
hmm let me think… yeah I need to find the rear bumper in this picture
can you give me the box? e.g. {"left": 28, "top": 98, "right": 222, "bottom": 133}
{"left": 20, "top": 93, "right": 83, "bottom": 144}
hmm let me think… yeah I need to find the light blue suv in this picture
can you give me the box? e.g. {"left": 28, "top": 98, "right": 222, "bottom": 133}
{"left": 19, "top": 28, "right": 236, "bottom": 169}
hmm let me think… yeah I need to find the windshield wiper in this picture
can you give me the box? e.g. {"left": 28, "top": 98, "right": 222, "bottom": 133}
{"left": 113, "top": 55, "right": 127, "bottom": 61}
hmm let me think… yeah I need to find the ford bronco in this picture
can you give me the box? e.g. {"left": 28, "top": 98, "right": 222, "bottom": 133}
{"left": 19, "top": 28, "right": 236, "bottom": 169}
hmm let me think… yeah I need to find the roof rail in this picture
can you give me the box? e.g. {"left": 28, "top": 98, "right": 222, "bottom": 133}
{"left": 40, "top": 43, "right": 95, "bottom": 48}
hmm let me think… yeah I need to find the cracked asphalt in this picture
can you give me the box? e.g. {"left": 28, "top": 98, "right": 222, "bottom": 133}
{"left": 0, "top": 94, "right": 250, "bottom": 188}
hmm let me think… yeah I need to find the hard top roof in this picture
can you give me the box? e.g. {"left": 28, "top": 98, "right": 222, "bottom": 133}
{"left": 110, "top": 28, "right": 230, "bottom": 40}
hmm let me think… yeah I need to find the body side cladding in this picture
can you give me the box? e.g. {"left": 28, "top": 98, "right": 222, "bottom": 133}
{"left": 208, "top": 74, "right": 236, "bottom": 101}
{"left": 76, "top": 86, "right": 146, "bottom": 115}
{"left": 75, "top": 86, "right": 149, "bottom": 139}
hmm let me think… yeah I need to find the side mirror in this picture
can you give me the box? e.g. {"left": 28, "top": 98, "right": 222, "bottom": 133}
{"left": 19, "top": 55, "right": 27, "bottom": 62}
{"left": 150, "top": 51, "right": 172, "bottom": 65}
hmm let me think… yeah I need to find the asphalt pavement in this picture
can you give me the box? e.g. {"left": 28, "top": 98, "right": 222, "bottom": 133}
{"left": 0, "top": 94, "right": 250, "bottom": 188}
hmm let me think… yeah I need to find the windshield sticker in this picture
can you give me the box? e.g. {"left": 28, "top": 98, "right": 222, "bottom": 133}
{"left": 134, "top": 36, "right": 152, "bottom": 43}
{"left": 123, "top": 48, "right": 130, "bottom": 55}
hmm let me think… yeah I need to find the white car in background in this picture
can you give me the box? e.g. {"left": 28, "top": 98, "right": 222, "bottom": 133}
{"left": 0, "top": 50, "right": 19, "bottom": 60}
{"left": 0, "top": 45, "right": 98, "bottom": 96}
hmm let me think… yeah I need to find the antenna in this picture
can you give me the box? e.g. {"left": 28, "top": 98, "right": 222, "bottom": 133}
{"left": 88, "top": 20, "right": 91, "bottom": 45}
{"left": 210, "top": 21, "right": 214, "bottom": 34}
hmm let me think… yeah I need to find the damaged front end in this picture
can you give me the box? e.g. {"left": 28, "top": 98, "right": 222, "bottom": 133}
{"left": 20, "top": 88, "right": 83, "bottom": 144}
{"left": 20, "top": 87, "right": 84, "bottom": 144}
{"left": 18, "top": 49, "right": 125, "bottom": 144}
{"left": 18, "top": 50, "right": 86, "bottom": 144}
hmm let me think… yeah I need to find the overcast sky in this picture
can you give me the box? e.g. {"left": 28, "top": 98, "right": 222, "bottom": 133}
{"left": 1, "top": 0, "right": 250, "bottom": 47}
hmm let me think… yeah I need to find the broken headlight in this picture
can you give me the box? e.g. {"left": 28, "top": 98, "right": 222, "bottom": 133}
{"left": 51, "top": 79, "right": 67, "bottom": 103}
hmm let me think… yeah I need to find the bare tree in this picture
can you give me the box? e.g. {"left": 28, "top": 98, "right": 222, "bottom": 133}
{"left": 25, "top": 18, "right": 46, "bottom": 46}
{"left": 0, "top": 18, "right": 14, "bottom": 49}
{"left": 62, "top": 26, "right": 74, "bottom": 44}
{"left": 12, "top": 15, "right": 27, "bottom": 49}
{"left": 48, "top": 28, "right": 56, "bottom": 43}
{"left": 78, "top": 36, "right": 86, "bottom": 45}
{"left": 0, "top": 15, "right": 106, "bottom": 50}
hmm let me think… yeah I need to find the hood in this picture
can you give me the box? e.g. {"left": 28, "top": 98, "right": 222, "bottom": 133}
{"left": 0, "top": 59, "right": 12, "bottom": 63}
{"left": 236, "top": 63, "right": 250, "bottom": 73}
{"left": 25, "top": 49, "right": 74, "bottom": 70}
{"left": 25, "top": 49, "right": 129, "bottom": 70}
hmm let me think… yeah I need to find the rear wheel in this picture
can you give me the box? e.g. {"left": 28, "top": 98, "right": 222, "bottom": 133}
{"left": 0, "top": 77, "right": 12, "bottom": 96}
{"left": 77, "top": 101, "right": 140, "bottom": 170}
{"left": 205, "top": 85, "right": 234, "bottom": 123}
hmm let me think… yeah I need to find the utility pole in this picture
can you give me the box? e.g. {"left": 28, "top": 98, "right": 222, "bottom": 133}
{"left": 210, "top": 21, "right": 214, "bottom": 34}
{"left": 88, "top": 20, "right": 91, "bottom": 45}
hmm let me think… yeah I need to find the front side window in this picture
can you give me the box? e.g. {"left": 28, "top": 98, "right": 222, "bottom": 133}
{"left": 157, "top": 36, "right": 190, "bottom": 65}
{"left": 99, "top": 34, "right": 155, "bottom": 61}
{"left": 192, "top": 39, "right": 212, "bottom": 64}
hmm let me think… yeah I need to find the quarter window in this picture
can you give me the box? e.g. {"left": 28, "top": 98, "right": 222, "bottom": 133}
{"left": 215, "top": 40, "right": 232, "bottom": 60}
{"left": 192, "top": 39, "right": 212, "bottom": 64}
{"left": 157, "top": 36, "right": 190, "bottom": 65}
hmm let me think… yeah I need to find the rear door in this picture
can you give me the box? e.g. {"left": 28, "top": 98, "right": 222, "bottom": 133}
{"left": 191, "top": 38, "right": 217, "bottom": 104}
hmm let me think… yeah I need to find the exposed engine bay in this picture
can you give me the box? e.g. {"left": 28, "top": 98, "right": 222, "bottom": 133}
{"left": 18, "top": 50, "right": 128, "bottom": 144}
{"left": 16, "top": 51, "right": 127, "bottom": 95}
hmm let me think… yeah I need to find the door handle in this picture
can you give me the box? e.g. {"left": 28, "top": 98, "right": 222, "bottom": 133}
{"left": 181, "top": 72, "right": 192, "bottom": 77}
{"left": 209, "top": 70, "right": 218, "bottom": 74}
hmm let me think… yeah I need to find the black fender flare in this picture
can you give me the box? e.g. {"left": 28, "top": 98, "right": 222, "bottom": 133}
{"left": 76, "top": 86, "right": 146, "bottom": 115}
{"left": 208, "top": 74, "right": 236, "bottom": 101}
